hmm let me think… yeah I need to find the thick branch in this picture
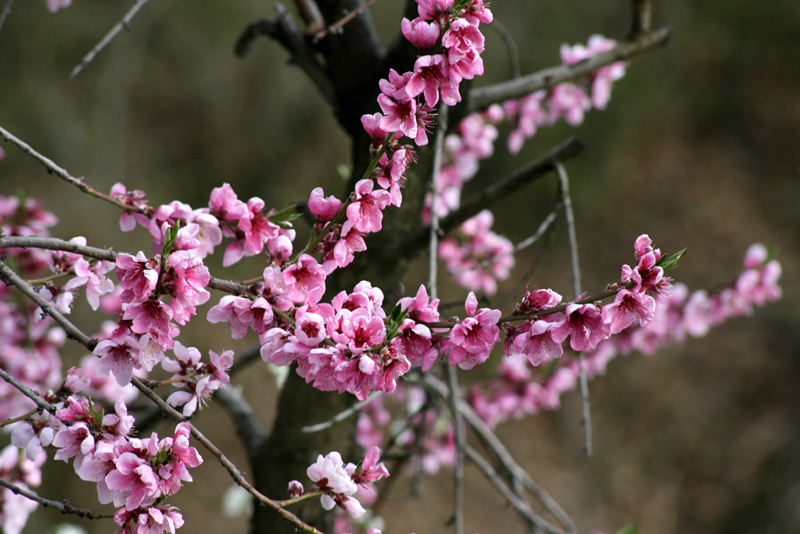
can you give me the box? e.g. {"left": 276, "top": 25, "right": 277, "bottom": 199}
{"left": 235, "top": 5, "right": 336, "bottom": 108}
{"left": 215, "top": 387, "right": 269, "bottom": 457}
{"left": 468, "top": 27, "right": 670, "bottom": 112}
{"left": 394, "top": 137, "right": 583, "bottom": 259}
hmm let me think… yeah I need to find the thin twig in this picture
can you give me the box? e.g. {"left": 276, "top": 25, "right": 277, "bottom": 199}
{"left": 488, "top": 17, "right": 520, "bottom": 79}
{"left": 0, "top": 235, "right": 251, "bottom": 297}
{"left": 293, "top": 0, "right": 325, "bottom": 34}
{"left": 0, "top": 0, "right": 15, "bottom": 33}
{"left": 0, "top": 367, "right": 56, "bottom": 416}
{"left": 0, "top": 477, "right": 108, "bottom": 520}
{"left": 235, "top": 4, "right": 336, "bottom": 107}
{"left": 396, "top": 137, "right": 584, "bottom": 259}
{"left": 422, "top": 375, "right": 576, "bottom": 534}
{"left": 301, "top": 391, "right": 381, "bottom": 433}
{"left": 463, "top": 445, "right": 562, "bottom": 534}
{"left": 429, "top": 105, "right": 449, "bottom": 299}
{"left": 626, "top": 0, "right": 653, "bottom": 40}
{"left": 430, "top": 105, "right": 464, "bottom": 534}
{"left": 496, "top": 215, "right": 558, "bottom": 311}
{"left": 468, "top": 27, "right": 670, "bottom": 112}
{"left": 312, "top": 0, "right": 379, "bottom": 43}
{"left": 0, "top": 124, "right": 147, "bottom": 214}
{"left": 0, "top": 259, "right": 98, "bottom": 351}
{"left": 556, "top": 163, "right": 592, "bottom": 457}
{"left": 451, "top": 203, "right": 561, "bottom": 274}
{"left": 68, "top": 0, "right": 151, "bottom": 80}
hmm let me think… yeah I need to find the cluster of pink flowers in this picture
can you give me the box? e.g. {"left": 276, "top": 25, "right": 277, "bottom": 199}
{"left": 49, "top": 395, "right": 201, "bottom": 534}
{"left": 469, "top": 242, "right": 782, "bottom": 428}
{"left": 372, "top": 0, "right": 492, "bottom": 146}
{"left": 439, "top": 209, "right": 515, "bottom": 296}
{"left": 300, "top": 446, "right": 389, "bottom": 519}
{"left": 0, "top": 445, "right": 44, "bottom": 534}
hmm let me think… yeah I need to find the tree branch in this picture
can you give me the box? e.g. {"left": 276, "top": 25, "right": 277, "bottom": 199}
{"left": 556, "top": 163, "right": 592, "bottom": 457}
{"left": 215, "top": 386, "right": 269, "bottom": 458}
{"left": 463, "top": 445, "right": 562, "bottom": 534}
{"left": 0, "top": 477, "right": 108, "bottom": 520}
{"left": 0, "top": 367, "right": 56, "bottom": 416}
{"left": 235, "top": 4, "right": 337, "bottom": 108}
{"left": 422, "top": 374, "right": 576, "bottom": 534}
{"left": 467, "top": 27, "right": 670, "bottom": 112}
{"left": 0, "top": 0, "right": 14, "bottom": 34}
{"left": 68, "top": 0, "right": 151, "bottom": 80}
{"left": 0, "top": 235, "right": 251, "bottom": 296}
{"left": 394, "top": 137, "right": 583, "bottom": 259}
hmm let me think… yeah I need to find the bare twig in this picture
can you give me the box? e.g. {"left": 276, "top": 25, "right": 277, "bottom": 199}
{"left": 447, "top": 363, "right": 465, "bottom": 534}
{"left": 422, "top": 374, "right": 576, "bottom": 534}
{"left": 429, "top": 105, "right": 449, "bottom": 299}
{"left": 488, "top": 17, "right": 521, "bottom": 79}
{"left": 468, "top": 27, "right": 670, "bottom": 112}
{"left": 451, "top": 203, "right": 561, "bottom": 274}
{"left": 396, "top": 137, "right": 584, "bottom": 259}
{"left": 293, "top": 0, "right": 325, "bottom": 34}
{"left": 556, "top": 163, "right": 592, "bottom": 457}
{"left": 0, "top": 124, "right": 147, "bottom": 214}
{"left": 0, "top": 259, "right": 98, "bottom": 351}
{"left": 312, "top": 0, "right": 378, "bottom": 43}
{"left": 0, "top": 477, "right": 108, "bottom": 520}
{"left": 301, "top": 391, "right": 381, "bottom": 433}
{"left": 627, "top": 0, "right": 653, "bottom": 40}
{"left": 463, "top": 445, "right": 562, "bottom": 534}
{"left": 0, "top": 0, "right": 15, "bottom": 34}
{"left": 0, "top": 367, "right": 56, "bottom": 416}
{"left": 68, "top": 0, "right": 151, "bottom": 80}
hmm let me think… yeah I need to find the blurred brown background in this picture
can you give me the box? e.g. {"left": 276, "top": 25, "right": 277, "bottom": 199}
{"left": 1, "top": 1, "right": 798, "bottom": 533}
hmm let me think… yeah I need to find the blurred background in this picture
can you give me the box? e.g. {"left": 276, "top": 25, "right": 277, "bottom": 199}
{"left": 1, "top": 1, "right": 798, "bottom": 533}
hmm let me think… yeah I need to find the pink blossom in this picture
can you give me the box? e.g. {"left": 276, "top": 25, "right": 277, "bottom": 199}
{"left": 344, "top": 181, "right": 392, "bottom": 235}
{"left": 330, "top": 220, "right": 367, "bottom": 269}
{"left": 351, "top": 446, "right": 390, "bottom": 495}
{"left": 401, "top": 17, "right": 440, "bottom": 51}
{"left": 307, "top": 451, "right": 358, "bottom": 496}
{"left": 601, "top": 289, "right": 656, "bottom": 334}
{"left": 47, "top": 0, "right": 72, "bottom": 13}
{"left": 550, "top": 303, "right": 605, "bottom": 352}
{"left": 447, "top": 292, "right": 501, "bottom": 369}
{"left": 308, "top": 187, "right": 342, "bottom": 221}
{"left": 116, "top": 252, "right": 159, "bottom": 303}
{"left": 60, "top": 256, "right": 116, "bottom": 310}
{"left": 167, "top": 375, "right": 220, "bottom": 416}
{"left": 406, "top": 54, "right": 450, "bottom": 108}
{"left": 283, "top": 254, "right": 327, "bottom": 304}
{"left": 106, "top": 451, "right": 159, "bottom": 511}
{"left": 506, "top": 318, "right": 564, "bottom": 367}
{"left": 548, "top": 83, "right": 591, "bottom": 126}
{"left": 93, "top": 335, "right": 141, "bottom": 386}
{"left": 113, "top": 505, "right": 184, "bottom": 534}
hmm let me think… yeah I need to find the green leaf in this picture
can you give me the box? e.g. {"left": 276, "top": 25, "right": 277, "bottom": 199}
{"left": 268, "top": 205, "right": 301, "bottom": 229}
{"left": 657, "top": 247, "right": 687, "bottom": 271}
{"left": 162, "top": 221, "right": 181, "bottom": 257}
{"left": 615, "top": 522, "right": 639, "bottom": 534}
{"left": 385, "top": 304, "right": 409, "bottom": 340}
